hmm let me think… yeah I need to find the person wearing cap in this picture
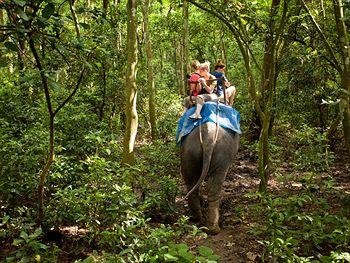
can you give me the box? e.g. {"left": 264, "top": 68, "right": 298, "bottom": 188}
{"left": 211, "top": 60, "right": 237, "bottom": 106}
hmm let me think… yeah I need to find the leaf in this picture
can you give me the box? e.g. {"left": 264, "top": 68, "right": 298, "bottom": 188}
{"left": 38, "top": 243, "right": 48, "bottom": 249}
{"left": 119, "top": 248, "right": 131, "bottom": 255}
{"left": 176, "top": 243, "right": 189, "bottom": 252}
{"left": 20, "top": 231, "right": 28, "bottom": 240}
{"left": 318, "top": 98, "right": 330, "bottom": 104}
{"left": 95, "top": 62, "right": 102, "bottom": 68}
{"left": 12, "top": 239, "right": 23, "bottom": 246}
{"left": 164, "top": 253, "right": 178, "bottom": 261}
{"left": 18, "top": 9, "right": 29, "bottom": 21}
{"left": 4, "top": 41, "right": 18, "bottom": 52}
{"left": 198, "top": 246, "right": 214, "bottom": 257}
{"left": 208, "top": 255, "right": 220, "bottom": 261}
{"left": 1, "top": 215, "right": 10, "bottom": 224}
{"left": 13, "top": 0, "right": 26, "bottom": 6}
{"left": 42, "top": 3, "right": 55, "bottom": 19}
{"left": 33, "top": 228, "right": 43, "bottom": 238}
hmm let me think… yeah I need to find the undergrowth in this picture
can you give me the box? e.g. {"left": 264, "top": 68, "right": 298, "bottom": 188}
{"left": 245, "top": 174, "right": 350, "bottom": 263}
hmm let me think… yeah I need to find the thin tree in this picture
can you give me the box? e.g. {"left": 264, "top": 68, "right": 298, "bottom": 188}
{"left": 182, "top": 0, "right": 190, "bottom": 95}
{"left": 29, "top": 38, "right": 86, "bottom": 225}
{"left": 142, "top": 0, "right": 158, "bottom": 140}
{"left": 122, "top": 0, "right": 139, "bottom": 165}
{"left": 69, "top": 0, "right": 80, "bottom": 39}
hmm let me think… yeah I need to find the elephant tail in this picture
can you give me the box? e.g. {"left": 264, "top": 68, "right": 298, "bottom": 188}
{"left": 183, "top": 123, "right": 218, "bottom": 200}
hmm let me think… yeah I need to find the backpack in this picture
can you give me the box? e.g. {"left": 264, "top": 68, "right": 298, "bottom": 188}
{"left": 188, "top": 73, "right": 202, "bottom": 96}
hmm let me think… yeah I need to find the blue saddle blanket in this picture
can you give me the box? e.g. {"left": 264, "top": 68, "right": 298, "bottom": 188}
{"left": 176, "top": 101, "right": 242, "bottom": 144}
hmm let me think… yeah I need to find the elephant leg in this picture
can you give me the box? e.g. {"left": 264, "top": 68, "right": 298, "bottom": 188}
{"left": 206, "top": 169, "right": 228, "bottom": 234}
{"left": 188, "top": 188, "right": 203, "bottom": 223}
{"left": 183, "top": 171, "right": 203, "bottom": 223}
{"left": 207, "top": 199, "right": 220, "bottom": 234}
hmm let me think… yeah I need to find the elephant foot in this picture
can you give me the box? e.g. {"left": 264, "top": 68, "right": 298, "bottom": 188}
{"left": 205, "top": 224, "right": 221, "bottom": 235}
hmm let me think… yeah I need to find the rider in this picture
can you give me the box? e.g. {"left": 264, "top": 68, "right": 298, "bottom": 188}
{"left": 188, "top": 60, "right": 202, "bottom": 96}
{"left": 189, "top": 61, "right": 217, "bottom": 119}
{"left": 211, "top": 60, "right": 237, "bottom": 106}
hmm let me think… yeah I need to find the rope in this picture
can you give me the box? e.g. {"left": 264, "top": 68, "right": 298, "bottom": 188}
{"left": 214, "top": 100, "right": 220, "bottom": 143}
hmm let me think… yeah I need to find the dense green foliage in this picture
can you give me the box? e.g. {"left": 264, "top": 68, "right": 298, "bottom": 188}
{"left": 245, "top": 175, "right": 350, "bottom": 262}
{"left": 0, "top": 0, "right": 349, "bottom": 262}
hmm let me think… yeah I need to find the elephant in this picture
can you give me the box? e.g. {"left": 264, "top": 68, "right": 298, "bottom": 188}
{"left": 180, "top": 121, "right": 239, "bottom": 234}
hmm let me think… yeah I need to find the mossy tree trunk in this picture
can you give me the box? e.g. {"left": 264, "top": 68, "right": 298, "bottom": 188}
{"left": 142, "top": 0, "right": 158, "bottom": 140}
{"left": 29, "top": 39, "right": 55, "bottom": 225}
{"left": 333, "top": 0, "right": 350, "bottom": 152}
{"left": 182, "top": 0, "right": 190, "bottom": 96}
{"left": 257, "top": 0, "right": 283, "bottom": 191}
{"left": 175, "top": 39, "right": 184, "bottom": 95}
{"left": 122, "top": 0, "right": 139, "bottom": 165}
{"left": 339, "top": 73, "right": 350, "bottom": 152}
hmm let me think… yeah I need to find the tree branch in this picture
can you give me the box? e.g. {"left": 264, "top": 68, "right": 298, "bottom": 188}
{"left": 53, "top": 67, "right": 86, "bottom": 116}
{"left": 29, "top": 37, "right": 54, "bottom": 117}
{"left": 300, "top": 0, "right": 342, "bottom": 73}
{"left": 186, "top": 0, "right": 262, "bottom": 72}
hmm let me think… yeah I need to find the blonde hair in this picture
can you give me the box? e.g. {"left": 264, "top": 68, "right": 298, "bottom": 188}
{"left": 199, "top": 61, "right": 210, "bottom": 71}
{"left": 191, "top": 60, "right": 200, "bottom": 70}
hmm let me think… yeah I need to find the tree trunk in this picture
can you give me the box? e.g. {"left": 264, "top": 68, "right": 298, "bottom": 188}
{"left": 257, "top": 0, "right": 281, "bottom": 191}
{"left": 69, "top": 0, "right": 81, "bottom": 38}
{"left": 29, "top": 38, "right": 55, "bottom": 225}
{"left": 142, "top": 0, "right": 157, "bottom": 140}
{"left": 122, "top": 0, "right": 138, "bottom": 165}
{"left": 0, "top": 9, "right": 3, "bottom": 60}
{"left": 0, "top": 9, "right": 3, "bottom": 31}
{"left": 333, "top": 0, "right": 350, "bottom": 152}
{"left": 37, "top": 115, "right": 54, "bottom": 225}
{"left": 220, "top": 29, "right": 228, "bottom": 77}
{"left": 17, "top": 39, "right": 25, "bottom": 71}
{"left": 103, "top": 0, "right": 109, "bottom": 12}
{"left": 182, "top": 0, "right": 190, "bottom": 95}
{"left": 29, "top": 36, "right": 86, "bottom": 225}
{"left": 99, "top": 65, "right": 107, "bottom": 121}
{"left": 340, "top": 73, "right": 350, "bottom": 152}
{"left": 258, "top": 114, "right": 271, "bottom": 192}
{"left": 175, "top": 40, "right": 184, "bottom": 95}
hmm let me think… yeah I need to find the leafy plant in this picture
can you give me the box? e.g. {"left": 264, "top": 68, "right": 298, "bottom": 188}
{"left": 253, "top": 190, "right": 350, "bottom": 262}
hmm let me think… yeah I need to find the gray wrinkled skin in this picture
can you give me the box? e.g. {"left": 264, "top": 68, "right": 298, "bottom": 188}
{"left": 180, "top": 122, "right": 239, "bottom": 234}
